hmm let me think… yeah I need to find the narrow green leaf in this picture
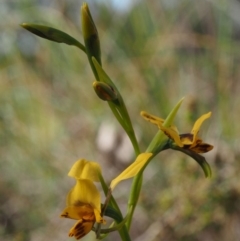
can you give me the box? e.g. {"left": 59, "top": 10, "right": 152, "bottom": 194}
{"left": 163, "top": 97, "right": 185, "bottom": 127}
{"left": 21, "top": 23, "right": 86, "bottom": 52}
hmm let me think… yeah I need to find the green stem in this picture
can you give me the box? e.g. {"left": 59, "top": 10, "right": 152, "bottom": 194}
{"left": 114, "top": 203, "right": 133, "bottom": 241}
{"left": 103, "top": 208, "right": 133, "bottom": 241}
{"left": 118, "top": 226, "right": 132, "bottom": 241}
{"left": 126, "top": 154, "right": 155, "bottom": 229}
{"left": 108, "top": 103, "right": 127, "bottom": 131}
{"left": 128, "top": 129, "right": 140, "bottom": 156}
{"left": 99, "top": 174, "right": 131, "bottom": 241}
{"left": 108, "top": 101, "right": 140, "bottom": 155}
{"left": 120, "top": 102, "right": 141, "bottom": 155}
{"left": 88, "top": 55, "right": 100, "bottom": 81}
{"left": 75, "top": 42, "right": 86, "bottom": 53}
{"left": 98, "top": 174, "right": 122, "bottom": 216}
{"left": 126, "top": 175, "right": 143, "bottom": 228}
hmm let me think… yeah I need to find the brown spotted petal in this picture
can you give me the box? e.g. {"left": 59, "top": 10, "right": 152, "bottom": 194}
{"left": 190, "top": 142, "right": 214, "bottom": 154}
{"left": 180, "top": 133, "right": 213, "bottom": 153}
{"left": 140, "top": 111, "right": 165, "bottom": 127}
{"left": 69, "top": 219, "right": 95, "bottom": 240}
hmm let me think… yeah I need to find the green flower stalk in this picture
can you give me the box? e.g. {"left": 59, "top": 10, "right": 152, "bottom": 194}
{"left": 125, "top": 98, "right": 185, "bottom": 229}
{"left": 92, "top": 58, "right": 140, "bottom": 155}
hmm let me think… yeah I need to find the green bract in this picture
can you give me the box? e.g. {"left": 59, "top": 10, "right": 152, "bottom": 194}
{"left": 21, "top": 23, "right": 85, "bottom": 52}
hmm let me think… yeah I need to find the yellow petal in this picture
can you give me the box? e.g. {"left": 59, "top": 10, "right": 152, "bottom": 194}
{"left": 93, "top": 208, "right": 106, "bottom": 224}
{"left": 67, "top": 179, "right": 101, "bottom": 214}
{"left": 68, "top": 159, "right": 101, "bottom": 182}
{"left": 140, "top": 111, "right": 165, "bottom": 127}
{"left": 61, "top": 200, "right": 105, "bottom": 224}
{"left": 159, "top": 125, "right": 183, "bottom": 147}
{"left": 110, "top": 153, "right": 153, "bottom": 190}
{"left": 180, "top": 133, "right": 194, "bottom": 145}
{"left": 191, "top": 112, "right": 211, "bottom": 144}
{"left": 69, "top": 219, "right": 94, "bottom": 240}
{"left": 60, "top": 204, "right": 94, "bottom": 220}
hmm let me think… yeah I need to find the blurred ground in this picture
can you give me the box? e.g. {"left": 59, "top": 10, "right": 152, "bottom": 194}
{"left": 1, "top": 0, "right": 240, "bottom": 240}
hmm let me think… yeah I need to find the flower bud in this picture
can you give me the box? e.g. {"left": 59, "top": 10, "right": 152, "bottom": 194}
{"left": 93, "top": 81, "right": 117, "bottom": 101}
{"left": 81, "top": 3, "right": 101, "bottom": 66}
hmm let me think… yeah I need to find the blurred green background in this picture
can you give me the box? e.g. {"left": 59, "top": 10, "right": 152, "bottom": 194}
{"left": 1, "top": 0, "right": 240, "bottom": 240}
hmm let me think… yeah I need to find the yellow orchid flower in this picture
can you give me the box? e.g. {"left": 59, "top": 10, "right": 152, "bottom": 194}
{"left": 141, "top": 111, "right": 213, "bottom": 153}
{"left": 68, "top": 159, "right": 102, "bottom": 182}
{"left": 61, "top": 159, "right": 105, "bottom": 240}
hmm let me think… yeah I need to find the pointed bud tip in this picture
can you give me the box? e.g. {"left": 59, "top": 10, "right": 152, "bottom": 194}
{"left": 20, "top": 23, "right": 32, "bottom": 30}
{"left": 81, "top": 2, "right": 101, "bottom": 65}
{"left": 81, "top": 2, "right": 88, "bottom": 9}
{"left": 140, "top": 111, "right": 146, "bottom": 116}
{"left": 178, "top": 97, "right": 185, "bottom": 106}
